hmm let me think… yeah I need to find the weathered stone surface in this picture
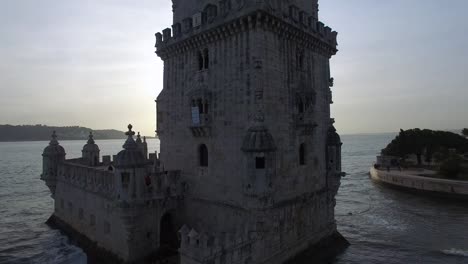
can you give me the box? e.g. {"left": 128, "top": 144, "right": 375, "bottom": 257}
{"left": 155, "top": 0, "right": 345, "bottom": 263}
{"left": 41, "top": 1, "right": 345, "bottom": 263}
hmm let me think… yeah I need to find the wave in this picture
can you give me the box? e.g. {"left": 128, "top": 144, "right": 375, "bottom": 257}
{"left": 441, "top": 248, "right": 468, "bottom": 257}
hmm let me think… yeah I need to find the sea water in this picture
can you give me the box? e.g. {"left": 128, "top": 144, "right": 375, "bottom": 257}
{"left": 1, "top": 135, "right": 468, "bottom": 264}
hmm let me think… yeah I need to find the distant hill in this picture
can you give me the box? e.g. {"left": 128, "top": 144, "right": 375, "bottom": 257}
{"left": 0, "top": 125, "right": 129, "bottom": 142}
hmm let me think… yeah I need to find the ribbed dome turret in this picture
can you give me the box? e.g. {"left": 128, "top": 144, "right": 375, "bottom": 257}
{"left": 82, "top": 132, "right": 100, "bottom": 153}
{"left": 115, "top": 124, "right": 146, "bottom": 168}
{"left": 241, "top": 114, "right": 276, "bottom": 153}
{"left": 327, "top": 126, "right": 342, "bottom": 146}
{"left": 43, "top": 131, "right": 66, "bottom": 156}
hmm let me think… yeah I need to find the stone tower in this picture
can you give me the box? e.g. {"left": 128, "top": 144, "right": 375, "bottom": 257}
{"left": 41, "top": 131, "right": 66, "bottom": 198}
{"left": 82, "top": 132, "right": 100, "bottom": 166}
{"left": 155, "top": 0, "right": 344, "bottom": 263}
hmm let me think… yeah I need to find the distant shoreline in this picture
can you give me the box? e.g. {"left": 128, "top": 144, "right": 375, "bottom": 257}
{"left": 0, "top": 124, "right": 155, "bottom": 142}
{"left": 0, "top": 136, "right": 157, "bottom": 143}
{"left": 0, "top": 138, "right": 157, "bottom": 143}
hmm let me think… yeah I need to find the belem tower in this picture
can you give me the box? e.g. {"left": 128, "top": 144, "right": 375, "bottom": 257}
{"left": 41, "top": 0, "right": 345, "bottom": 263}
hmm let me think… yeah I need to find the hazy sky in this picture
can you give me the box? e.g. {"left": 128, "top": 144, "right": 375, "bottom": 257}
{"left": 1, "top": 0, "right": 467, "bottom": 136}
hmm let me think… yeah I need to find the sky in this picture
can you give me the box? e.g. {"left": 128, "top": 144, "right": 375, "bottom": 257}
{"left": 0, "top": 0, "right": 467, "bottom": 136}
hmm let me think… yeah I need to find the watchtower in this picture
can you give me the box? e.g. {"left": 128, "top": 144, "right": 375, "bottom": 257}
{"left": 155, "top": 1, "right": 344, "bottom": 263}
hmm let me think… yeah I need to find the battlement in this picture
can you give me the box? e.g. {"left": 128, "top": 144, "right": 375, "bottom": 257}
{"left": 155, "top": 5, "right": 337, "bottom": 59}
{"left": 171, "top": 0, "right": 319, "bottom": 24}
{"left": 59, "top": 160, "right": 116, "bottom": 199}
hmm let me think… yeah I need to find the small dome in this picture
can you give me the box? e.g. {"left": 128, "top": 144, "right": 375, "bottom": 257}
{"left": 82, "top": 132, "right": 100, "bottom": 153}
{"left": 327, "top": 126, "right": 341, "bottom": 146}
{"left": 115, "top": 125, "right": 146, "bottom": 168}
{"left": 241, "top": 126, "right": 276, "bottom": 153}
{"left": 43, "top": 131, "right": 66, "bottom": 156}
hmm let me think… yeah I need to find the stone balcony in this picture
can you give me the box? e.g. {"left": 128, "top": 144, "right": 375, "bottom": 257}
{"left": 190, "top": 113, "right": 212, "bottom": 137}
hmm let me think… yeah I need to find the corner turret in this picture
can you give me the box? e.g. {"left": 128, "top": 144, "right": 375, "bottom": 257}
{"left": 326, "top": 125, "right": 342, "bottom": 174}
{"left": 241, "top": 114, "right": 276, "bottom": 198}
{"left": 135, "top": 132, "right": 148, "bottom": 159}
{"left": 115, "top": 125, "right": 146, "bottom": 169}
{"left": 82, "top": 132, "right": 100, "bottom": 166}
{"left": 41, "top": 131, "right": 66, "bottom": 197}
{"left": 115, "top": 125, "right": 148, "bottom": 202}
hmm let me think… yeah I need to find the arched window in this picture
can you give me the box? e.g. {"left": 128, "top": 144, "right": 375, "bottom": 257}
{"left": 297, "top": 49, "right": 305, "bottom": 70}
{"left": 299, "top": 143, "right": 306, "bottom": 165}
{"left": 203, "top": 49, "right": 209, "bottom": 69}
{"left": 197, "top": 99, "right": 204, "bottom": 114}
{"left": 204, "top": 101, "right": 209, "bottom": 114}
{"left": 298, "top": 98, "right": 304, "bottom": 114}
{"left": 199, "top": 144, "right": 208, "bottom": 167}
{"left": 205, "top": 4, "right": 218, "bottom": 22}
{"left": 198, "top": 51, "right": 204, "bottom": 70}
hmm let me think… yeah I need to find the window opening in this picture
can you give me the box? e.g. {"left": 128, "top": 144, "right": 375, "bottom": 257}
{"left": 203, "top": 49, "right": 209, "bottom": 69}
{"left": 197, "top": 99, "right": 204, "bottom": 114}
{"left": 204, "top": 101, "right": 209, "bottom": 114}
{"left": 198, "top": 51, "right": 204, "bottom": 70}
{"left": 299, "top": 144, "right": 306, "bottom": 165}
{"left": 199, "top": 144, "right": 208, "bottom": 167}
{"left": 256, "top": 157, "right": 266, "bottom": 169}
{"left": 121, "top": 172, "right": 130, "bottom": 189}
{"left": 298, "top": 98, "right": 304, "bottom": 114}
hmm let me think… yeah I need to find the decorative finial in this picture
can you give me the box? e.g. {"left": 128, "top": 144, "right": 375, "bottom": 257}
{"left": 136, "top": 132, "right": 143, "bottom": 143}
{"left": 49, "top": 131, "right": 59, "bottom": 146}
{"left": 125, "top": 124, "right": 135, "bottom": 137}
{"left": 122, "top": 124, "right": 137, "bottom": 149}
{"left": 143, "top": 136, "right": 147, "bottom": 143}
{"left": 87, "top": 131, "right": 95, "bottom": 144}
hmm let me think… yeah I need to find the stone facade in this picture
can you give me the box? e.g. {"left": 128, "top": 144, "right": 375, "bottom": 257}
{"left": 155, "top": 0, "right": 344, "bottom": 263}
{"left": 41, "top": 1, "right": 345, "bottom": 263}
{"left": 41, "top": 129, "right": 186, "bottom": 263}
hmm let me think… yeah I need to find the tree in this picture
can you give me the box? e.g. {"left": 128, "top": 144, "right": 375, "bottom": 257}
{"left": 439, "top": 154, "right": 463, "bottom": 179}
{"left": 382, "top": 129, "right": 468, "bottom": 165}
{"left": 463, "top": 128, "right": 468, "bottom": 137}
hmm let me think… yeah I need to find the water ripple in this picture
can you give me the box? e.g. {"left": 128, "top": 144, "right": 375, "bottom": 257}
{"left": 1, "top": 136, "right": 468, "bottom": 263}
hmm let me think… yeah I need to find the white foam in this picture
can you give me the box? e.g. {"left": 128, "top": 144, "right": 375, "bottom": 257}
{"left": 441, "top": 248, "right": 468, "bottom": 257}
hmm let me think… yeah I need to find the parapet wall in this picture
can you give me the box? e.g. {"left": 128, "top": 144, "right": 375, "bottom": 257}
{"left": 156, "top": 3, "right": 337, "bottom": 58}
{"left": 370, "top": 168, "right": 468, "bottom": 196}
{"left": 59, "top": 161, "right": 115, "bottom": 199}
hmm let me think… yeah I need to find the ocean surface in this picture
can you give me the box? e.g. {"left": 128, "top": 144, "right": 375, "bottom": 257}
{"left": 1, "top": 134, "right": 468, "bottom": 264}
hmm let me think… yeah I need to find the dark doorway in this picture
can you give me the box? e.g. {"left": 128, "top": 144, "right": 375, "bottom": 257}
{"left": 159, "top": 212, "right": 180, "bottom": 256}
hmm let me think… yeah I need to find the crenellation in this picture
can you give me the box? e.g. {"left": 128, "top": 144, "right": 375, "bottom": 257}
{"left": 155, "top": 10, "right": 338, "bottom": 60}
{"left": 102, "top": 155, "right": 111, "bottom": 165}
{"left": 163, "top": 27, "right": 172, "bottom": 42}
